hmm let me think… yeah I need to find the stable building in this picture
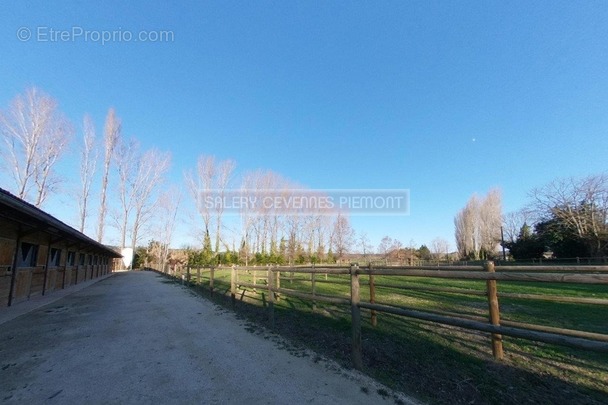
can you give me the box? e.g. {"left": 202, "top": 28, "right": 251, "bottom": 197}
{"left": 0, "top": 188, "right": 121, "bottom": 307}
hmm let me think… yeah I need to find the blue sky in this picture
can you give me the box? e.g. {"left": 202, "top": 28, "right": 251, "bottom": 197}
{"left": 1, "top": 1, "right": 607, "bottom": 250}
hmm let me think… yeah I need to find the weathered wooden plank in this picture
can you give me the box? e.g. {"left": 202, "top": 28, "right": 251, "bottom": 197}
{"left": 351, "top": 265, "right": 363, "bottom": 370}
{"left": 269, "top": 287, "right": 350, "bottom": 305}
{"left": 377, "top": 304, "right": 608, "bottom": 343}
{"left": 311, "top": 271, "right": 316, "bottom": 313}
{"left": 356, "top": 269, "right": 608, "bottom": 284}
{"left": 267, "top": 266, "right": 275, "bottom": 329}
{"left": 372, "top": 282, "right": 487, "bottom": 296}
{"left": 210, "top": 267, "right": 215, "bottom": 294}
{"left": 230, "top": 266, "right": 236, "bottom": 307}
{"left": 358, "top": 302, "right": 608, "bottom": 353}
{"left": 369, "top": 271, "right": 377, "bottom": 327}
{"left": 270, "top": 267, "right": 351, "bottom": 275}
{"left": 496, "top": 265, "right": 608, "bottom": 273}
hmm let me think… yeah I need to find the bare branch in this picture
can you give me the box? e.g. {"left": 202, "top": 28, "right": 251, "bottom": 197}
{"left": 530, "top": 174, "right": 608, "bottom": 255}
{"left": 215, "top": 159, "right": 236, "bottom": 252}
{"left": 0, "top": 87, "right": 72, "bottom": 207}
{"left": 78, "top": 114, "right": 98, "bottom": 233}
{"left": 331, "top": 212, "right": 355, "bottom": 262}
{"left": 97, "top": 108, "right": 121, "bottom": 242}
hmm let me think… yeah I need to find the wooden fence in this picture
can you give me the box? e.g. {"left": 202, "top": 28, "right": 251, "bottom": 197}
{"left": 150, "top": 262, "right": 608, "bottom": 370}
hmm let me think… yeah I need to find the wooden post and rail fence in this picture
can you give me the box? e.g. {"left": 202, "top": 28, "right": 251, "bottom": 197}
{"left": 149, "top": 261, "right": 608, "bottom": 370}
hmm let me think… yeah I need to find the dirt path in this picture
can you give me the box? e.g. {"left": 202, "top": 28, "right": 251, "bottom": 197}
{"left": 0, "top": 271, "right": 419, "bottom": 404}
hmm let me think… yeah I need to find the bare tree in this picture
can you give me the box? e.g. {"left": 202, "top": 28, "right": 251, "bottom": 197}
{"left": 113, "top": 138, "right": 138, "bottom": 248}
{"left": 130, "top": 149, "right": 171, "bottom": 253}
{"left": 77, "top": 115, "right": 98, "bottom": 233}
{"left": 358, "top": 232, "right": 372, "bottom": 258}
{"left": 454, "top": 194, "right": 480, "bottom": 259}
{"left": 238, "top": 170, "right": 259, "bottom": 265}
{"left": 408, "top": 239, "right": 417, "bottom": 252}
{"left": 331, "top": 212, "right": 355, "bottom": 263}
{"left": 502, "top": 209, "right": 532, "bottom": 243}
{"left": 229, "top": 169, "right": 349, "bottom": 264}
{"left": 389, "top": 238, "right": 404, "bottom": 264}
{"left": 97, "top": 108, "right": 121, "bottom": 242}
{"left": 479, "top": 188, "right": 502, "bottom": 258}
{"left": 185, "top": 155, "right": 216, "bottom": 249}
{"left": 285, "top": 213, "right": 302, "bottom": 264}
{"left": 0, "top": 87, "right": 72, "bottom": 207}
{"left": 214, "top": 159, "right": 236, "bottom": 253}
{"left": 312, "top": 211, "right": 331, "bottom": 262}
{"left": 378, "top": 236, "right": 393, "bottom": 260}
{"left": 154, "top": 186, "right": 182, "bottom": 271}
{"left": 531, "top": 174, "right": 608, "bottom": 255}
{"left": 431, "top": 237, "right": 450, "bottom": 260}
{"left": 454, "top": 189, "right": 502, "bottom": 260}
{"left": 113, "top": 137, "right": 171, "bottom": 251}
{"left": 390, "top": 238, "right": 403, "bottom": 252}
{"left": 239, "top": 169, "right": 290, "bottom": 259}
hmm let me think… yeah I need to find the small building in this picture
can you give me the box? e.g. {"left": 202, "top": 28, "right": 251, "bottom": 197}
{"left": 0, "top": 188, "right": 121, "bottom": 307}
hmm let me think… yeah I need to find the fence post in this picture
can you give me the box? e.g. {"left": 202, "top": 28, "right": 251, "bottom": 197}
{"left": 485, "top": 261, "right": 504, "bottom": 360}
{"left": 275, "top": 269, "right": 281, "bottom": 302}
{"left": 197, "top": 267, "right": 201, "bottom": 286}
{"left": 351, "top": 263, "right": 363, "bottom": 370}
{"left": 253, "top": 269, "right": 257, "bottom": 292}
{"left": 231, "top": 266, "right": 236, "bottom": 307}
{"left": 210, "top": 267, "right": 215, "bottom": 294}
{"left": 369, "top": 263, "right": 377, "bottom": 327}
{"left": 311, "top": 264, "right": 316, "bottom": 313}
{"left": 268, "top": 267, "right": 275, "bottom": 329}
{"left": 186, "top": 266, "right": 191, "bottom": 286}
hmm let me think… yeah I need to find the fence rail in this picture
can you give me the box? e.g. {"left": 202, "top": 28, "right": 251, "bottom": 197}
{"left": 149, "top": 261, "right": 608, "bottom": 370}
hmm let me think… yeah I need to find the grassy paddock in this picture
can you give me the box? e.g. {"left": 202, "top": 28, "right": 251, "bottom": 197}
{"left": 164, "top": 267, "right": 608, "bottom": 404}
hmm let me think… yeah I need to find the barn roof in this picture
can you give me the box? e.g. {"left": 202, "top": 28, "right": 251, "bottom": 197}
{"left": 0, "top": 187, "right": 121, "bottom": 258}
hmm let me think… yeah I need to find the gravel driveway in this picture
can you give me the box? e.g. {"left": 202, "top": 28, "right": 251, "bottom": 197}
{"left": 0, "top": 271, "right": 418, "bottom": 404}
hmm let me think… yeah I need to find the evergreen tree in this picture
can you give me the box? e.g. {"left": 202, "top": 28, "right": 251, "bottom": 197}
{"left": 504, "top": 223, "right": 545, "bottom": 260}
{"left": 418, "top": 245, "right": 432, "bottom": 260}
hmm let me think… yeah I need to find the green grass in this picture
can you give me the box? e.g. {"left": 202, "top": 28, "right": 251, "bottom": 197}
{"left": 161, "top": 268, "right": 608, "bottom": 404}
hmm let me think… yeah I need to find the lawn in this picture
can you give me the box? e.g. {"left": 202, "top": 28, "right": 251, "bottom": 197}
{"left": 167, "top": 267, "right": 608, "bottom": 404}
